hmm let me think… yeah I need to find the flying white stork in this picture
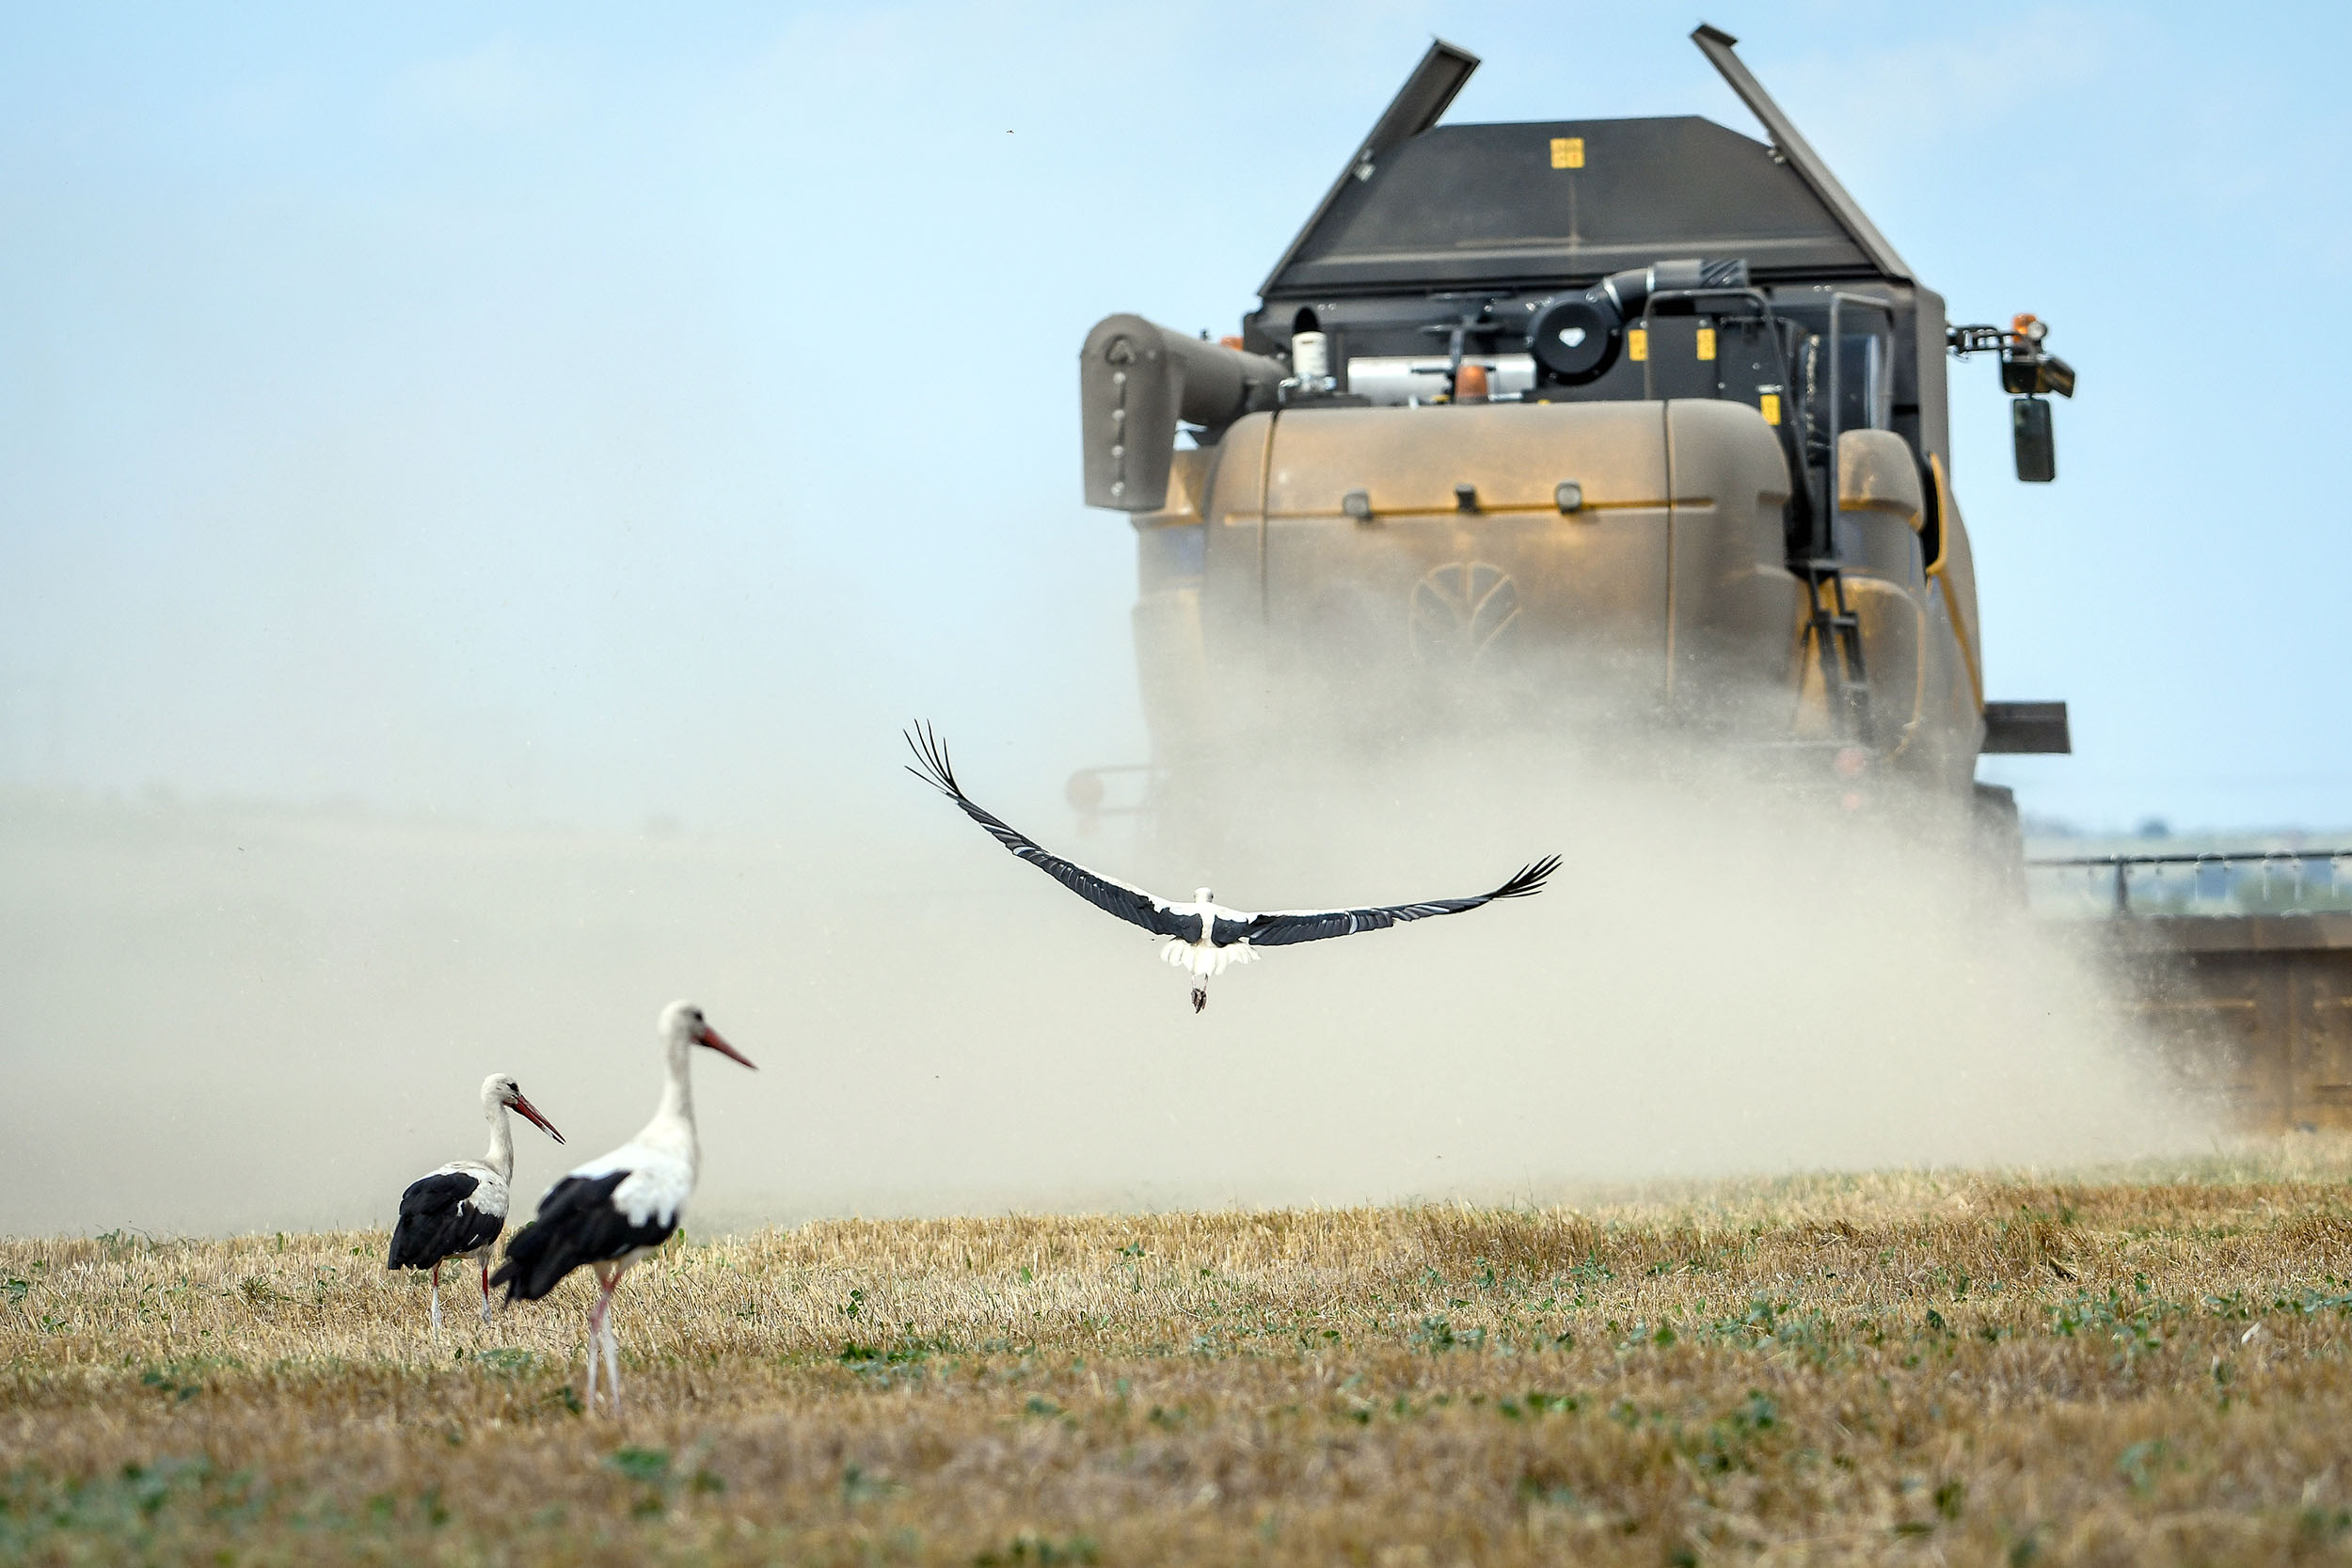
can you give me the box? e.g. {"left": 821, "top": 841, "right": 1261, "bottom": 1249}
{"left": 490, "top": 1000, "right": 755, "bottom": 1417}
{"left": 905, "top": 723, "right": 1560, "bottom": 1012}
{"left": 387, "top": 1073, "right": 564, "bottom": 1332}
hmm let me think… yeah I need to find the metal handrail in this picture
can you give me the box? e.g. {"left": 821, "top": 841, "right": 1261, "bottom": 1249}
{"left": 2026, "top": 847, "right": 2352, "bottom": 916}
{"left": 2026, "top": 849, "right": 2352, "bottom": 867}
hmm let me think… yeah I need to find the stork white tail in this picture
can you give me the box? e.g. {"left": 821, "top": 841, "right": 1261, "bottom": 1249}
{"left": 1162, "top": 939, "right": 1259, "bottom": 978}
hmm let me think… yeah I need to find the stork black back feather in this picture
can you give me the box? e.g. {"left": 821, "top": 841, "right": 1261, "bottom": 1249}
{"left": 387, "top": 1171, "right": 501, "bottom": 1270}
{"left": 490, "top": 1173, "right": 678, "bottom": 1303}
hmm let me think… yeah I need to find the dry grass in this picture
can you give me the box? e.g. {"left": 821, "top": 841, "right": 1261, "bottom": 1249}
{"left": 10, "top": 1152, "right": 2352, "bottom": 1564}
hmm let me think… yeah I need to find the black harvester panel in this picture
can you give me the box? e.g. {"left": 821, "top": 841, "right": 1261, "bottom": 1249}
{"left": 1265, "top": 117, "right": 1878, "bottom": 298}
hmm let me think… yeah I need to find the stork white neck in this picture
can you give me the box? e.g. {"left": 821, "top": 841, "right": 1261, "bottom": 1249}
{"left": 631, "top": 1016, "right": 702, "bottom": 1167}
{"left": 479, "top": 1079, "right": 516, "bottom": 1182}
{"left": 657, "top": 1026, "right": 696, "bottom": 1127}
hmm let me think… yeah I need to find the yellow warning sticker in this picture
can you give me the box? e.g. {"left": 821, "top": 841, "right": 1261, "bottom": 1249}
{"left": 1695, "top": 326, "right": 1717, "bottom": 361}
{"left": 1759, "top": 392, "right": 1781, "bottom": 425}
{"left": 1549, "top": 136, "right": 1584, "bottom": 169}
{"left": 1627, "top": 327, "right": 1647, "bottom": 362}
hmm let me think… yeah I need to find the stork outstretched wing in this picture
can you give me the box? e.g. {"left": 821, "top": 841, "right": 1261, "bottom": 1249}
{"left": 1212, "top": 856, "right": 1560, "bottom": 947}
{"left": 906, "top": 723, "right": 1196, "bottom": 940}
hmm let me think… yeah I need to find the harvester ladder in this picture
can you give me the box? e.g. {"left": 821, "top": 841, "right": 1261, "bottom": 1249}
{"left": 1797, "top": 559, "right": 1870, "bottom": 744}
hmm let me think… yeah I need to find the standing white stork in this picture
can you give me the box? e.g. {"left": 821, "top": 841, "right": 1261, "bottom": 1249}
{"left": 387, "top": 1073, "right": 564, "bottom": 1332}
{"left": 905, "top": 723, "right": 1560, "bottom": 1012}
{"left": 490, "top": 1000, "right": 755, "bottom": 1417}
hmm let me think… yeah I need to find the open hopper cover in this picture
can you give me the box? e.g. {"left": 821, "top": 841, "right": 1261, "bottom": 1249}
{"left": 1267, "top": 116, "right": 1877, "bottom": 294}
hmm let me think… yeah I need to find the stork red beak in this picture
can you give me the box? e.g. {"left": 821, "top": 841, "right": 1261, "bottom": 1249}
{"left": 695, "top": 1023, "right": 756, "bottom": 1069}
{"left": 512, "top": 1093, "right": 564, "bottom": 1144}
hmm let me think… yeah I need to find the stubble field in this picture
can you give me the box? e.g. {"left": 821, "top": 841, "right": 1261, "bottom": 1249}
{"left": 8, "top": 1151, "right": 2352, "bottom": 1566}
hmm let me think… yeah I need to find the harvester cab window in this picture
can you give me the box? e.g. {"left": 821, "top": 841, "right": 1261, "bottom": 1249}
{"left": 1831, "top": 328, "right": 1891, "bottom": 433}
{"left": 1774, "top": 307, "right": 1893, "bottom": 433}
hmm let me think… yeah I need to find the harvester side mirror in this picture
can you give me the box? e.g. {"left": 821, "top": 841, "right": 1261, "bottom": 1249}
{"left": 2011, "top": 397, "right": 2057, "bottom": 483}
{"left": 1948, "top": 318, "right": 2075, "bottom": 484}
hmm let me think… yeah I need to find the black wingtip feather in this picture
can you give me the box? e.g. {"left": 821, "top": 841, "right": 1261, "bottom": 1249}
{"left": 903, "top": 721, "right": 961, "bottom": 800}
{"left": 1487, "top": 854, "right": 1561, "bottom": 901}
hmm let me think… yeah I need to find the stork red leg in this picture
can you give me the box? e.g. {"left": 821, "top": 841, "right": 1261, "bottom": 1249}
{"left": 478, "top": 1259, "right": 493, "bottom": 1323}
{"left": 589, "top": 1266, "right": 625, "bottom": 1417}
{"left": 581, "top": 1267, "right": 625, "bottom": 1415}
{"left": 429, "top": 1260, "right": 442, "bottom": 1335}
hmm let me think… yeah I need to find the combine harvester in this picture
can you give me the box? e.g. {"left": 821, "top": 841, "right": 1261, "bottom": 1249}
{"left": 1073, "top": 24, "right": 2074, "bottom": 870}
{"left": 1073, "top": 22, "right": 2345, "bottom": 1131}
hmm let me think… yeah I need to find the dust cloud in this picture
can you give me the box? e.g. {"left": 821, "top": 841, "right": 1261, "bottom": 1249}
{"left": 0, "top": 6, "right": 2223, "bottom": 1241}
{"left": 0, "top": 694, "right": 2204, "bottom": 1237}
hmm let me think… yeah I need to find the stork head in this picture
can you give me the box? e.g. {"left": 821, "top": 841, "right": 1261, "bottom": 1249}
{"left": 482, "top": 1072, "right": 564, "bottom": 1143}
{"left": 660, "top": 999, "right": 756, "bottom": 1069}
{"left": 1195, "top": 887, "right": 1214, "bottom": 905}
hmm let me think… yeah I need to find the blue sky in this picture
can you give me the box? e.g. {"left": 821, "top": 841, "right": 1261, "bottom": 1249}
{"left": 1, "top": 0, "right": 2343, "bottom": 832}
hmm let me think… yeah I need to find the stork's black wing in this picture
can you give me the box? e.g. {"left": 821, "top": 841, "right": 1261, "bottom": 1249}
{"left": 490, "top": 1172, "right": 675, "bottom": 1303}
{"left": 905, "top": 722, "right": 1196, "bottom": 940}
{"left": 387, "top": 1170, "right": 501, "bottom": 1270}
{"left": 1214, "top": 856, "right": 1559, "bottom": 948}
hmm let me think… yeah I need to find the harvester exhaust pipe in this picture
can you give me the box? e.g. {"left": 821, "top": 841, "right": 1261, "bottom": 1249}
{"left": 1081, "top": 314, "right": 1286, "bottom": 512}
